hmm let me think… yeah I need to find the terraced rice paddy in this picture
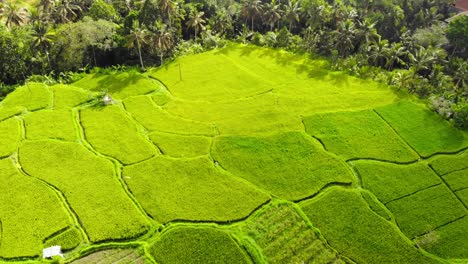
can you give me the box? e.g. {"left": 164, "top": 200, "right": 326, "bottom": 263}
{"left": 0, "top": 43, "right": 467, "bottom": 263}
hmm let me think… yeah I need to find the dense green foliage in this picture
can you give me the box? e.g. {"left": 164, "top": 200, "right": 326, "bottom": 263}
{"left": 24, "top": 110, "right": 76, "bottom": 141}
{"left": 429, "top": 150, "right": 468, "bottom": 175}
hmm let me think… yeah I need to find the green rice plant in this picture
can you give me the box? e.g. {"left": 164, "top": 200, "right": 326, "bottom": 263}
{"left": 80, "top": 105, "right": 157, "bottom": 164}
{"left": 44, "top": 227, "right": 82, "bottom": 251}
{"left": 1, "top": 83, "right": 51, "bottom": 111}
{"left": 122, "top": 156, "right": 269, "bottom": 223}
{"left": 241, "top": 202, "right": 343, "bottom": 264}
{"left": 148, "top": 132, "right": 211, "bottom": 157}
{"left": 0, "top": 158, "right": 72, "bottom": 258}
{"left": 443, "top": 169, "right": 468, "bottom": 191}
{"left": 300, "top": 188, "right": 441, "bottom": 264}
{"left": 353, "top": 161, "right": 442, "bottom": 203}
{"left": 211, "top": 131, "right": 354, "bottom": 201}
{"left": 24, "top": 110, "right": 76, "bottom": 141}
{"left": 375, "top": 101, "right": 468, "bottom": 157}
{"left": 360, "top": 191, "right": 392, "bottom": 220}
{"left": 72, "top": 72, "right": 162, "bottom": 99}
{"left": 19, "top": 140, "right": 151, "bottom": 242}
{"left": 149, "top": 226, "right": 251, "bottom": 264}
{"left": 456, "top": 188, "right": 468, "bottom": 206}
{"left": 430, "top": 151, "right": 468, "bottom": 175}
{"left": 386, "top": 185, "right": 466, "bottom": 238}
{"left": 0, "top": 118, "right": 21, "bottom": 158}
{"left": 52, "top": 84, "right": 93, "bottom": 109}
{"left": 303, "top": 110, "right": 419, "bottom": 162}
{"left": 151, "top": 89, "right": 172, "bottom": 106}
{"left": 123, "top": 95, "right": 216, "bottom": 135}
{"left": 0, "top": 106, "right": 24, "bottom": 122}
{"left": 71, "top": 247, "right": 149, "bottom": 264}
{"left": 415, "top": 216, "right": 468, "bottom": 259}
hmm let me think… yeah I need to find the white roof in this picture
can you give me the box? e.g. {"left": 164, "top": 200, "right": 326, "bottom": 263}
{"left": 43, "top": 246, "right": 63, "bottom": 258}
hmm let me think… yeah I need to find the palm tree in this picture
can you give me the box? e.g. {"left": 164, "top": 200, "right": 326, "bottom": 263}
{"left": 31, "top": 24, "right": 55, "bottom": 67}
{"left": 186, "top": 11, "right": 205, "bottom": 41}
{"left": 241, "top": 0, "right": 263, "bottom": 31}
{"left": 283, "top": 0, "right": 301, "bottom": 31}
{"left": 333, "top": 19, "right": 356, "bottom": 57}
{"left": 157, "top": 0, "right": 177, "bottom": 26}
{"left": 1, "top": 3, "right": 29, "bottom": 28}
{"left": 126, "top": 21, "right": 149, "bottom": 70}
{"left": 384, "top": 42, "right": 406, "bottom": 70}
{"left": 356, "top": 18, "right": 379, "bottom": 48}
{"left": 263, "top": 1, "right": 281, "bottom": 31}
{"left": 367, "top": 37, "right": 389, "bottom": 67}
{"left": 153, "top": 23, "right": 174, "bottom": 65}
{"left": 54, "top": 0, "right": 82, "bottom": 23}
{"left": 38, "top": 0, "right": 55, "bottom": 14}
{"left": 408, "top": 46, "right": 446, "bottom": 75}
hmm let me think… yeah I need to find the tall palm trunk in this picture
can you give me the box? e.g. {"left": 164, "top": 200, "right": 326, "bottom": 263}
{"left": 136, "top": 38, "right": 145, "bottom": 70}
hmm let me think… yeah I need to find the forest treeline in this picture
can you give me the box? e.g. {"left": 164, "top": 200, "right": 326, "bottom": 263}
{"left": 0, "top": 0, "right": 467, "bottom": 127}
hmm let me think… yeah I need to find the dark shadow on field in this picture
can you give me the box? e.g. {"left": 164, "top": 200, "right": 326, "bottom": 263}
{"left": 87, "top": 71, "right": 143, "bottom": 94}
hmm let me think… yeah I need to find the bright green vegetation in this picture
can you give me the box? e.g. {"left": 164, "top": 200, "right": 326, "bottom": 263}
{"left": 19, "top": 140, "right": 150, "bottom": 242}
{"left": 212, "top": 131, "right": 353, "bottom": 201}
{"left": 80, "top": 105, "right": 157, "bottom": 164}
{"left": 0, "top": 118, "right": 21, "bottom": 158}
{"left": 24, "top": 110, "right": 76, "bottom": 141}
{"left": 443, "top": 169, "right": 468, "bottom": 191}
{"left": 376, "top": 101, "right": 468, "bottom": 157}
{"left": 430, "top": 151, "right": 468, "bottom": 175}
{"left": 123, "top": 156, "right": 269, "bottom": 223}
{"left": 386, "top": 185, "right": 467, "bottom": 238}
{"left": 241, "top": 202, "right": 344, "bottom": 264}
{"left": 123, "top": 95, "right": 216, "bottom": 135}
{"left": 360, "top": 191, "right": 392, "bottom": 220}
{"left": 457, "top": 188, "right": 468, "bottom": 206}
{"left": 52, "top": 84, "right": 93, "bottom": 110}
{"left": 44, "top": 227, "right": 82, "bottom": 251}
{"left": 353, "top": 161, "right": 442, "bottom": 203}
{"left": 300, "top": 188, "right": 441, "bottom": 264}
{"left": 148, "top": 132, "right": 211, "bottom": 157}
{"left": 73, "top": 72, "right": 162, "bottom": 99}
{"left": 0, "top": 106, "right": 24, "bottom": 122}
{"left": 0, "top": 158, "right": 72, "bottom": 258}
{"left": 149, "top": 226, "right": 251, "bottom": 264}
{"left": 303, "top": 110, "right": 418, "bottom": 162}
{"left": 0, "top": 83, "right": 51, "bottom": 111}
{"left": 416, "top": 216, "right": 468, "bottom": 259}
{"left": 71, "top": 247, "right": 150, "bottom": 264}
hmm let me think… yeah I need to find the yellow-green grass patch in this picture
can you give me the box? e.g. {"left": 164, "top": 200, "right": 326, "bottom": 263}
{"left": 149, "top": 132, "right": 211, "bottom": 157}
{"left": 443, "top": 169, "right": 468, "bottom": 191}
{"left": 123, "top": 95, "right": 216, "bottom": 135}
{"left": 415, "top": 216, "right": 468, "bottom": 259}
{"left": 376, "top": 101, "right": 468, "bottom": 157}
{"left": 300, "top": 188, "right": 441, "bottom": 264}
{"left": 0, "top": 118, "right": 21, "bottom": 158}
{"left": 353, "top": 161, "right": 442, "bottom": 203}
{"left": 303, "top": 110, "right": 418, "bottom": 162}
{"left": 1, "top": 83, "right": 51, "bottom": 111}
{"left": 430, "top": 151, "right": 468, "bottom": 175}
{"left": 80, "top": 105, "right": 156, "bottom": 164}
{"left": 386, "top": 184, "right": 467, "bottom": 238}
{"left": 19, "top": 140, "right": 151, "bottom": 242}
{"left": 123, "top": 156, "right": 269, "bottom": 223}
{"left": 24, "top": 110, "right": 76, "bottom": 141}
{"left": 0, "top": 158, "right": 72, "bottom": 258}
{"left": 0, "top": 106, "right": 24, "bottom": 122}
{"left": 457, "top": 188, "right": 468, "bottom": 206}
{"left": 73, "top": 72, "right": 162, "bottom": 99}
{"left": 212, "top": 131, "right": 354, "bottom": 201}
{"left": 149, "top": 226, "right": 251, "bottom": 264}
{"left": 52, "top": 84, "right": 93, "bottom": 110}
{"left": 44, "top": 227, "right": 82, "bottom": 251}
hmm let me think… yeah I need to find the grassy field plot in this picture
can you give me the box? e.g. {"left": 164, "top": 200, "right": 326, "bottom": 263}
{"left": 149, "top": 226, "right": 251, "bottom": 264}
{"left": 0, "top": 158, "right": 72, "bottom": 258}
{"left": 303, "top": 110, "right": 418, "bottom": 162}
{"left": 80, "top": 105, "right": 157, "bottom": 164}
{"left": 353, "top": 161, "right": 442, "bottom": 203}
{"left": 1, "top": 83, "right": 51, "bottom": 111}
{"left": 241, "top": 202, "right": 344, "bottom": 264}
{"left": 457, "top": 188, "right": 468, "bottom": 206}
{"left": 149, "top": 132, "right": 211, "bottom": 157}
{"left": 0, "top": 118, "right": 21, "bottom": 158}
{"left": 376, "top": 101, "right": 468, "bottom": 157}
{"left": 443, "top": 169, "right": 468, "bottom": 191}
{"left": 72, "top": 247, "right": 150, "bottom": 264}
{"left": 300, "top": 188, "right": 441, "bottom": 264}
{"left": 386, "top": 184, "right": 466, "bottom": 238}
{"left": 19, "top": 140, "right": 150, "bottom": 242}
{"left": 124, "top": 95, "right": 216, "bottom": 135}
{"left": 123, "top": 156, "right": 269, "bottom": 223}
{"left": 52, "top": 84, "right": 93, "bottom": 110}
{"left": 0, "top": 106, "right": 24, "bottom": 122}
{"left": 24, "top": 110, "right": 76, "bottom": 141}
{"left": 44, "top": 227, "right": 82, "bottom": 251}
{"left": 212, "top": 131, "right": 353, "bottom": 201}
{"left": 430, "top": 151, "right": 468, "bottom": 175}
